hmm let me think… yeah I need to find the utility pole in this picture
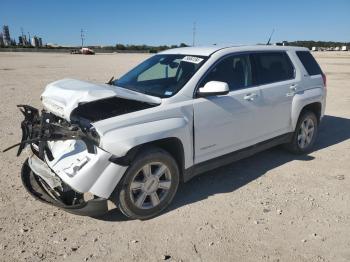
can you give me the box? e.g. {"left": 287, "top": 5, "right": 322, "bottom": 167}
{"left": 192, "top": 22, "right": 196, "bottom": 47}
{"left": 80, "top": 29, "right": 85, "bottom": 49}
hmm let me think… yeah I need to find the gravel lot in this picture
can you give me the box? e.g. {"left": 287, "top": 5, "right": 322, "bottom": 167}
{"left": 0, "top": 51, "right": 349, "bottom": 262}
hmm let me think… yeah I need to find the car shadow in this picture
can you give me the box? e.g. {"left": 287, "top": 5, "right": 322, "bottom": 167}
{"left": 96, "top": 115, "right": 350, "bottom": 222}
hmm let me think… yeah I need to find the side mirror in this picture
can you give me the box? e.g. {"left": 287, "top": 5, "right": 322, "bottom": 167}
{"left": 197, "top": 81, "right": 229, "bottom": 97}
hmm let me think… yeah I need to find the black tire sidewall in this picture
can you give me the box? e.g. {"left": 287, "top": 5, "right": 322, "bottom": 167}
{"left": 117, "top": 148, "right": 179, "bottom": 219}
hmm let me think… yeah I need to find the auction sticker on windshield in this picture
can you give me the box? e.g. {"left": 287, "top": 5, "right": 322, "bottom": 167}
{"left": 182, "top": 56, "right": 204, "bottom": 64}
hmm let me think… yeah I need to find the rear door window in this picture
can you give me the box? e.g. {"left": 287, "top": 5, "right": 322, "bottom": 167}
{"left": 296, "top": 51, "right": 323, "bottom": 76}
{"left": 252, "top": 52, "right": 295, "bottom": 85}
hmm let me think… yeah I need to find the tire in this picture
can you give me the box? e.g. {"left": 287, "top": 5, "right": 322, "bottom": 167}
{"left": 285, "top": 110, "right": 318, "bottom": 154}
{"left": 113, "top": 147, "right": 180, "bottom": 220}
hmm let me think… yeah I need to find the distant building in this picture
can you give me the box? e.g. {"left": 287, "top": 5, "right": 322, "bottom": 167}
{"left": 274, "top": 41, "right": 289, "bottom": 46}
{"left": 30, "top": 36, "right": 43, "bottom": 47}
{"left": 2, "top": 25, "right": 11, "bottom": 46}
{"left": 31, "top": 36, "right": 39, "bottom": 47}
{"left": 0, "top": 33, "right": 4, "bottom": 47}
{"left": 38, "top": 37, "right": 43, "bottom": 47}
{"left": 46, "top": 43, "right": 60, "bottom": 48}
{"left": 19, "top": 35, "right": 29, "bottom": 46}
{"left": 31, "top": 37, "right": 37, "bottom": 47}
{"left": 19, "top": 36, "right": 24, "bottom": 46}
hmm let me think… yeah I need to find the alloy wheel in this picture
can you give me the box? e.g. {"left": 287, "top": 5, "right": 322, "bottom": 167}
{"left": 297, "top": 117, "right": 315, "bottom": 149}
{"left": 129, "top": 162, "right": 172, "bottom": 209}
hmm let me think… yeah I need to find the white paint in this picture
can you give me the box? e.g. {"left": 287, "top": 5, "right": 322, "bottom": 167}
{"left": 35, "top": 45, "right": 326, "bottom": 199}
{"left": 41, "top": 78, "right": 161, "bottom": 121}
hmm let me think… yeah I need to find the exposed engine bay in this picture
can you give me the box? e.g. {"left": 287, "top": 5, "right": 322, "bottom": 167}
{"left": 71, "top": 96, "right": 156, "bottom": 122}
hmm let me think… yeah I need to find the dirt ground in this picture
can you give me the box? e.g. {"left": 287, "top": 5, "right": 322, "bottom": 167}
{"left": 0, "top": 51, "right": 349, "bottom": 262}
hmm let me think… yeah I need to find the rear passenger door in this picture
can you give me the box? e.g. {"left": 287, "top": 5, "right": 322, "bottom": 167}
{"left": 251, "top": 52, "right": 296, "bottom": 137}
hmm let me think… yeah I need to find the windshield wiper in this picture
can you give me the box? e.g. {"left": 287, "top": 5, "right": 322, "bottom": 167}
{"left": 106, "top": 76, "right": 114, "bottom": 85}
{"left": 113, "top": 81, "right": 161, "bottom": 98}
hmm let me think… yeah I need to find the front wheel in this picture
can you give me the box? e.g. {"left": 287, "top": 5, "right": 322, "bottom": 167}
{"left": 114, "top": 147, "right": 179, "bottom": 220}
{"left": 285, "top": 111, "right": 318, "bottom": 154}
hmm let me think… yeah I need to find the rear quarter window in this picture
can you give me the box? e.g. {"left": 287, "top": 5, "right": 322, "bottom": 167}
{"left": 252, "top": 52, "right": 295, "bottom": 85}
{"left": 296, "top": 51, "right": 323, "bottom": 76}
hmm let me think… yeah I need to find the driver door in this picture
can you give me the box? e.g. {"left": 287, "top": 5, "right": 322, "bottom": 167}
{"left": 193, "top": 53, "right": 265, "bottom": 164}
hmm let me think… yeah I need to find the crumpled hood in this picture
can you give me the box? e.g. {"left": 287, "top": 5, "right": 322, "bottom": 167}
{"left": 41, "top": 78, "right": 161, "bottom": 121}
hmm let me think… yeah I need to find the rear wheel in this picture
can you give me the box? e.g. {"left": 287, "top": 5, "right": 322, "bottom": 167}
{"left": 114, "top": 147, "right": 179, "bottom": 220}
{"left": 285, "top": 111, "right": 318, "bottom": 154}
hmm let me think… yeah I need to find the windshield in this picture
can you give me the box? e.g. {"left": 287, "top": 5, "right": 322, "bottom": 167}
{"left": 114, "top": 54, "right": 207, "bottom": 98}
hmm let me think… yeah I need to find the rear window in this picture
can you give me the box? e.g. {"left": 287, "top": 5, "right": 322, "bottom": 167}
{"left": 296, "top": 51, "right": 323, "bottom": 76}
{"left": 252, "top": 52, "right": 295, "bottom": 85}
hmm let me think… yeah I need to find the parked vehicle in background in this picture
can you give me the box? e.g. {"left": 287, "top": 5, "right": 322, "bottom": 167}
{"left": 341, "top": 46, "right": 348, "bottom": 51}
{"left": 70, "top": 47, "right": 95, "bottom": 55}
{"left": 70, "top": 49, "right": 80, "bottom": 54}
{"left": 5, "top": 45, "right": 327, "bottom": 219}
{"left": 81, "top": 47, "right": 95, "bottom": 55}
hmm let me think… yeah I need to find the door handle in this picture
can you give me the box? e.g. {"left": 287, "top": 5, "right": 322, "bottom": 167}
{"left": 244, "top": 93, "right": 258, "bottom": 101}
{"left": 286, "top": 84, "right": 298, "bottom": 97}
{"left": 290, "top": 84, "right": 298, "bottom": 91}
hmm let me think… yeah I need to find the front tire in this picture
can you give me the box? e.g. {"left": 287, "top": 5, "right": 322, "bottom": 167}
{"left": 285, "top": 111, "right": 318, "bottom": 154}
{"left": 115, "top": 147, "right": 179, "bottom": 220}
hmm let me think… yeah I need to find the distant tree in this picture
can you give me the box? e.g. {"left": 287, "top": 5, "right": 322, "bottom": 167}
{"left": 179, "top": 43, "right": 188, "bottom": 47}
{"left": 158, "top": 45, "right": 169, "bottom": 51}
{"left": 286, "top": 40, "right": 350, "bottom": 50}
{"left": 128, "top": 45, "right": 139, "bottom": 50}
{"left": 115, "top": 44, "right": 126, "bottom": 50}
{"left": 102, "top": 45, "right": 115, "bottom": 50}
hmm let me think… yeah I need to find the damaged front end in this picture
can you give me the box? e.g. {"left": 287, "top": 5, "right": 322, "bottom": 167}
{"left": 4, "top": 105, "right": 112, "bottom": 216}
{"left": 13, "top": 105, "right": 100, "bottom": 157}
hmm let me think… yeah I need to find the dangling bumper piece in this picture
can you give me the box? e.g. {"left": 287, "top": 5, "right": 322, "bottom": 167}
{"left": 21, "top": 158, "right": 108, "bottom": 217}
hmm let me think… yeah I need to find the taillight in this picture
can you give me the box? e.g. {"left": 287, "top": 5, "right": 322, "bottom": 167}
{"left": 322, "top": 73, "right": 327, "bottom": 88}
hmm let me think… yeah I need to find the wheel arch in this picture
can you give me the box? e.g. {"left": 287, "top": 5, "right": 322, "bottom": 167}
{"left": 300, "top": 102, "right": 322, "bottom": 123}
{"left": 291, "top": 88, "right": 324, "bottom": 130}
{"left": 109, "top": 137, "right": 186, "bottom": 182}
{"left": 292, "top": 101, "right": 322, "bottom": 130}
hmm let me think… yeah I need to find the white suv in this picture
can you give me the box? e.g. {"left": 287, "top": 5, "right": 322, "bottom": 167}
{"left": 6, "top": 45, "right": 327, "bottom": 219}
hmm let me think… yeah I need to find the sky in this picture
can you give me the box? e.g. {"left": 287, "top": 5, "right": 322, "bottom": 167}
{"left": 1, "top": 0, "right": 349, "bottom": 47}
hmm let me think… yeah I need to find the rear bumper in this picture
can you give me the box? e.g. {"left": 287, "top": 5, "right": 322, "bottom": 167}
{"left": 21, "top": 159, "right": 109, "bottom": 217}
